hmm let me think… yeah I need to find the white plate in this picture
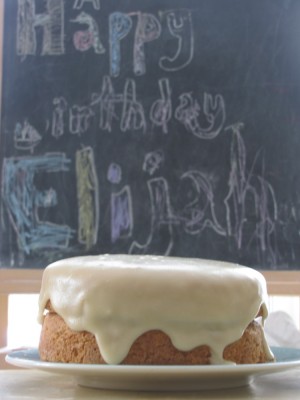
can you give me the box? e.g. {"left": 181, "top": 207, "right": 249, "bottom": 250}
{"left": 5, "top": 347, "right": 300, "bottom": 391}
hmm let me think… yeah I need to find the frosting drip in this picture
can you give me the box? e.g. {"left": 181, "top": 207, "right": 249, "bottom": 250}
{"left": 38, "top": 254, "right": 273, "bottom": 364}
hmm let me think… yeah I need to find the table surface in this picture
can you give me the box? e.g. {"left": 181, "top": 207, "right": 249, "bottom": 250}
{"left": 1, "top": 368, "right": 300, "bottom": 400}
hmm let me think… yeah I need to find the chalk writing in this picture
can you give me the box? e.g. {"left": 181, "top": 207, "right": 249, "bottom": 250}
{"left": 17, "top": 0, "right": 65, "bottom": 57}
{"left": 107, "top": 163, "right": 122, "bottom": 184}
{"left": 111, "top": 186, "right": 133, "bottom": 243}
{"left": 76, "top": 147, "right": 99, "bottom": 249}
{"left": 17, "top": 0, "right": 36, "bottom": 56}
{"left": 69, "top": 105, "right": 94, "bottom": 136}
{"left": 73, "top": 0, "right": 101, "bottom": 10}
{"left": 109, "top": 12, "right": 133, "bottom": 77}
{"left": 159, "top": 9, "right": 194, "bottom": 71}
{"left": 16, "top": 2, "right": 195, "bottom": 77}
{"left": 2, "top": 154, "right": 73, "bottom": 255}
{"left": 3, "top": 0, "right": 296, "bottom": 269}
{"left": 51, "top": 97, "right": 67, "bottom": 139}
{"left": 72, "top": 12, "right": 105, "bottom": 54}
{"left": 51, "top": 76, "right": 225, "bottom": 138}
{"left": 109, "top": 9, "right": 194, "bottom": 76}
{"left": 120, "top": 79, "right": 147, "bottom": 132}
{"left": 14, "top": 120, "right": 42, "bottom": 152}
{"left": 150, "top": 78, "right": 172, "bottom": 133}
{"left": 143, "top": 150, "right": 164, "bottom": 176}
{"left": 131, "top": 12, "right": 161, "bottom": 76}
{"left": 107, "top": 163, "right": 133, "bottom": 243}
{"left": 179, "top": 170, "right": 226, "bottom": 236}
{"left": 1, "top": 127, "right": 280, "bottom": 261}
{"left": 175, "top": 93, "right": 226, "bottom": 139}
{"left": 129, "top": 177, "right": 174, "bottom": 255}
{"left": 224, "top": 123, "right": 278, "bottom": 264}
{"left": 91, "top": 76, "right": 147, "bottom": 133}
{"left": 92, "top": 76, "right": 118, "bottom": 132}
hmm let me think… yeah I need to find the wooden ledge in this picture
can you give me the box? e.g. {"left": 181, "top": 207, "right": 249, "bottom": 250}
{"left": 0, "top": 269, "right": 300, "bottom": 295}
{"left": 262, "top": 271, "right": 300, "bottom": 296}
{"left": 0, "top": 269, "right": 43, "bottom": 294}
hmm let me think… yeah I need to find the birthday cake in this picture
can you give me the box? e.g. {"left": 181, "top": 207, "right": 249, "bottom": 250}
{"left": 38, "top": 254, "right": 274, "bottom": 365}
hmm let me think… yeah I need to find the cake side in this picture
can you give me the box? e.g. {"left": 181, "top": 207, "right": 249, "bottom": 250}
{"left": 39, "top": 311, "right": 270, "bottom": 365}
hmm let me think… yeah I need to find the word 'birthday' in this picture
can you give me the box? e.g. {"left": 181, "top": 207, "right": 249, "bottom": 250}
{"left": 14, "top": 76, "right": 226, "bottom": 153}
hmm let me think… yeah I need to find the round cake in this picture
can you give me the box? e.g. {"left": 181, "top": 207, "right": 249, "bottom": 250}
{"left": 38, "top": 254, "right": 274, "bottom": 365}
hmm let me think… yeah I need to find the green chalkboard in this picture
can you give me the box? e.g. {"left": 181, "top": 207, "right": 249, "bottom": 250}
{"left": 1, "top": 0, "right": 300, "bottom": 269}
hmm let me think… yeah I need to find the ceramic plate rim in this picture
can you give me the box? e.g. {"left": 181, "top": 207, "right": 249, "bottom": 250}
{"left": 5, "top": 346, "right": 300, "bottom": 374}
{"left": 6, "top": 347, "right": 300, "bottom": 391}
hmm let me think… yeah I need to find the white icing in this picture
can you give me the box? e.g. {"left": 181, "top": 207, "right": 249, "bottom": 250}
{"left": 38, "top": 254, "right": 273, "bottom": 364}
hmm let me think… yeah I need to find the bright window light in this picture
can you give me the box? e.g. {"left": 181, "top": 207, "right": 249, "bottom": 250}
{"left": 267, "top": 295, "right": 300, "bottom": 330}
{"left": 7, "top": 294, "right": 41, "bottom": 349}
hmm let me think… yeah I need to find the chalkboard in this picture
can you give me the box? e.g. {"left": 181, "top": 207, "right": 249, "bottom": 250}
{"left": 1, "top": 0, "right": 300, "bottom": 270}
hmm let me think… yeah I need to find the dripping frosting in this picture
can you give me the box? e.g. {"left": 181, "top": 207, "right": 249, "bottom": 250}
{"left": 38, "top": 254, "right": 273, "bottom": 364}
